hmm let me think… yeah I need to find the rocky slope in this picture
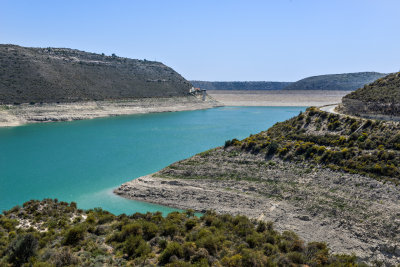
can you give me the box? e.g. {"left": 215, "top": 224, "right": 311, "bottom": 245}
{"left": 190, "top": 81, "right": 292, "bottom": 90}
{"left": 284, "top": 72, "right": 386, "bottom": 91}
{"left": 341, "top": 72, "right": 400, "bottom": 119}
{"left": 116, "top": 107, "right": 400, "bottom": 265}
{"left": 0, "top": 44, "right": 192, "bottom": 104}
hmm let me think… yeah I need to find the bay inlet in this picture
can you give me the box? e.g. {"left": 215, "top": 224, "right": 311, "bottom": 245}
{"left": 0, "top": 106, "right": 305, "bottom": 214}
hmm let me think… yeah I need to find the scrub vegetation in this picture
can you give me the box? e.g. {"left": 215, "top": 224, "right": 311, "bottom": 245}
{"left": 0, "top": 199, "right": 361, "bottom": 266}
{"left": 342, "top": 72, "right": 400, "bottom": 117}
{"left": 225, "top": 107, "right": 400, "bottom": 183}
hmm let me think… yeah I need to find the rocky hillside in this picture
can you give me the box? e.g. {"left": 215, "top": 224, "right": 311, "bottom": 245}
{"left": 117, "top": 107, "right": 400, "bottom": 265}
{"left": 190, "top": 81, "right": 292, "bottom": 90}
{"left": 0, "top": 44, "right": 192, "bottom": 104}
{"left": 284, "top": 72, "right": 386, "bottom": 91}
{"left": 0, "top": 199, "right": 359, "bottom": 266}
{"left": 342, "top": 72, "right": 400, "bottom": 118}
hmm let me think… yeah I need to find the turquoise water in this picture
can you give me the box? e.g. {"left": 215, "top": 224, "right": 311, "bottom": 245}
{"left": 0, "top": 106, "right": 305, "bottom": 215}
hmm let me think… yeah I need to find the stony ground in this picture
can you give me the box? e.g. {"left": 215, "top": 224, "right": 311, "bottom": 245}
{"left": 0, "top": 95, "right": 220, "bottom": 127}
{"left": 115, "top": 149, "right": 400, "bottom": 265}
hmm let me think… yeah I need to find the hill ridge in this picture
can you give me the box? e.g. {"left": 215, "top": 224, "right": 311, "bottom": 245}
{"left": 284, "top": 71, "right": 386, "bottom": 91}
{"left": 0, "top": 44, "right": 192, "bottom": 104}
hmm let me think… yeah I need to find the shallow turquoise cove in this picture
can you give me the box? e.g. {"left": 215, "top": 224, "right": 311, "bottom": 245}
{"left": 0, "top": 106, "right": 305, "bottom": 215}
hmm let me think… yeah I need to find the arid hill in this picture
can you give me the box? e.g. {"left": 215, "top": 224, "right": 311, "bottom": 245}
{"left": 341, "top": 72, "right": 400, "bottom": 118}
{"left": 0, "top": 44, "right": 192, "bottom": 104}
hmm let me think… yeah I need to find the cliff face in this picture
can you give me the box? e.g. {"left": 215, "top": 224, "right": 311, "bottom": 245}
{"left": 284, "top": 72, "right": 386, "bottom": 91}
{"left": 0, "top": 44, "right": 192, "bottom": 104}
{"left": 341, "top": 72, "right": 400, "bottom": 118}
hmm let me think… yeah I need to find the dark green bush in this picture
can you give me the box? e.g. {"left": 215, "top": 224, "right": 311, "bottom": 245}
{"left": 63, "top": 225, "right": 85, "bottom": 245}
{"left": 7, "top": 233, "right": 38, "bottom": 266}
{"left": 159, "top": 242, "right": 184, "bottom": 264}
{"left": 123, "top": 235, "right": 151, "bottom": 259}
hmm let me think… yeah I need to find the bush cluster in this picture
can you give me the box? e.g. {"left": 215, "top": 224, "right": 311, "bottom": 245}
{"left": 0, "top": 200, "right": 362, "bottom": 266}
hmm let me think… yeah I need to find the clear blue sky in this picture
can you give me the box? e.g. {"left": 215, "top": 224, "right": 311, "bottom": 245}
{"left": 1, "top": 0, "right": 399, "bottom": 81}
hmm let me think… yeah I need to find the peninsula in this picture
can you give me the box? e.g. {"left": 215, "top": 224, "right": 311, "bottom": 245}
{"left": 116, "top": 72, "right": 400, "bottom": 265}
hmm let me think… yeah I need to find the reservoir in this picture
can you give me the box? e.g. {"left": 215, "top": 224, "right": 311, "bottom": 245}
{"left": 0, "top": 106, "right": 305, "bottom": 214}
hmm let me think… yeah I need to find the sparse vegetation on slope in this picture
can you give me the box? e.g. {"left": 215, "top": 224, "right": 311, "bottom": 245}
{"left": 0, "top": 199, "right": 360, "bottom": 266}
{"left": 225, "top": 108, "right": 400, "bottom": 183}
{"left": 342, "top": 72, "right": 400, "bottom": 117}
{"left": 0, "top": 44, "right": 192, "bottom": 104}
{"left": 284, "top": 72, "right": 386, "bottom": 91}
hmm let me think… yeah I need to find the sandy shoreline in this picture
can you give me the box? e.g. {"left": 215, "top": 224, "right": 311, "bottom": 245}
{"left": 207, "top": 89, "right": 351, "bottom": 106}
{"left": 0, "top": 95, "right": 221, "bottom": 127}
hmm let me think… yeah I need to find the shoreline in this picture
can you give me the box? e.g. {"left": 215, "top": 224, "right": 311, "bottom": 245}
{"left": 0, "top": 90, "right": 352, "bottom": 127}
{"left": 0, "top": 95, "right": 221, "bottom": 127}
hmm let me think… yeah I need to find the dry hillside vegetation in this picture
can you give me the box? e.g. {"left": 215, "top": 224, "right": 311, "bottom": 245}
{"left": 342, "top": 72, "right": 400, "bottom": 117}
{"left": 0, "top": 199, "right": 361, "bottom": 266}
{"left": 0, "top": 44, "right": 191, "bottom": 104}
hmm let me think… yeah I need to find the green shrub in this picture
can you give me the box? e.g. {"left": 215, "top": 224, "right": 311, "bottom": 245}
{"left": 266, "top": 141, "right": 279, "bottom": 156}
{"left": 123, "top": 235, "right": 151, "bottom": 259}
{"left": 159, "top": 242, "right": 184, "bottom": 264}
{"left": 142, "top": 221, "right": 158, "bottom": 240}
{"left": 7, "top": 233, "right": 38, "bottom": 266}
{"left": 63, "top": 225, "right": 85, "bottom": 245}
{"left": 184, "top": 219, "right": 197, "bottom": 231}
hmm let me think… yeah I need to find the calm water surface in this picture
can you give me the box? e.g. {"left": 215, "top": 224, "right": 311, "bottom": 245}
{"left": 0, "top": 106, "right": 305, "bottom": 214}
